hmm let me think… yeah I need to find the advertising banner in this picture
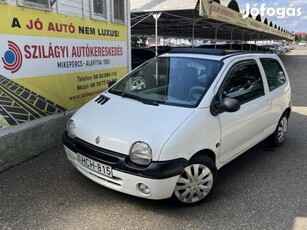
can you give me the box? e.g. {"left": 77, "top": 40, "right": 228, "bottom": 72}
{"left": 0, "top": 5, "right": 128, "bottom": 128}
{"left": 199, "top": 0, "right": 294, "bottom": 40}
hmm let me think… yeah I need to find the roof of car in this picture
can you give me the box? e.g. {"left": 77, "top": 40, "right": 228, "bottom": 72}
{"left": 168, "top": 48, "right": 227, "bottom": 55}
{"left": 163, "top": 47, "right": 276, "bottom": 61}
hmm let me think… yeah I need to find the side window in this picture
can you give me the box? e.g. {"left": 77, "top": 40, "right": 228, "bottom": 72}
{"left": 92, "top": 0, "right": 107, "bottom": 19}
{"left": 260, "top": 58, "right": 286, "bottom": 91}
{"left": 113, "top": 0, "right": 125, "bottom": 22}
{"left": 18, "top": 0, "right": 50, "bottom": 10}
{"left": 220, "top": 60, "right": 264, "bottom": 104}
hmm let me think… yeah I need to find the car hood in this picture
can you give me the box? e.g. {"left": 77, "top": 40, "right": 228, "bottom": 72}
{"left": 72, "top": 92, "right": 195, "bottom": 161}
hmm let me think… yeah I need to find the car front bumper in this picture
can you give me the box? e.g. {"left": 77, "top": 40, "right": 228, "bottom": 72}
{"left": 62, "top": 132, "right": 188, "bottom": 200}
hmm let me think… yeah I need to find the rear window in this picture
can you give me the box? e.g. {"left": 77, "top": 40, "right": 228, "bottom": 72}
{"left": 260, "top": 58, "right": 286, "bottom": 91}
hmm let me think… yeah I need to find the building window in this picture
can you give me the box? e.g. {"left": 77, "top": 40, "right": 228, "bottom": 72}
{"left": 18, "top": 0, "right": 50, "bottom": 10}
{"left": 113, "top": 0, "right": 124, "bottom": 22}
{"left": 92, "top": 0, "right": 107, "bottom": 19}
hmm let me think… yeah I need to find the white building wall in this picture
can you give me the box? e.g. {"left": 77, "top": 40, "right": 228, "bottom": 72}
{"left": 3, "top": 0, "right": 129, "bottom": 23}
{"left": 57, "top": 0, "right": 85, "bottom": 17}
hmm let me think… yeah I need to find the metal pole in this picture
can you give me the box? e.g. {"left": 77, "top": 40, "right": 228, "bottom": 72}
{"left": 127, "top": 0, "right": 131, "bottom": 72}
{"left": 250, "top": 32, "right": 253, "bottom": 51}
{"left": 131, "top": 13, "right": 154, "bottom": 28}
{"left": 241, "top": 30, "right": 244, "bottom": 50}
{"left": 215, "top": 24, "right": 218, "bottom": 49}
{"left": 192, "top": 20, "right": 195, "bottom": 48}
{"left": 188, "top": 19, "right": 200, "bottom": 48}
{"left": 256, "top": 32, "right": 259, "bottom": 51}
{"left": 155, "top": 19, "right": 158, "bottom": 56}
{"left": 153, "top": 12, "right": 162, "bottom": 56}
{"left": 230, "top": 26, "right": 233, "bottom": 50}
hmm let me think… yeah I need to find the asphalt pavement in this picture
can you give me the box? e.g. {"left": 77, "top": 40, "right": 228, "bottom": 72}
{"left": 1, "top": 47, "right": 307, "bottom": 230}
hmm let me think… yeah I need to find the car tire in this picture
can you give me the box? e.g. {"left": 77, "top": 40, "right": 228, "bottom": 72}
{"left": 270, "top": 112, "right": 289, "bottom": 147}
{"left": 171, "top": 156, "right": 218, "bottom": 206}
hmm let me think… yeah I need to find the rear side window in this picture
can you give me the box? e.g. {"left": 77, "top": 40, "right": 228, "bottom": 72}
{"left": 221, "top": 60, "right": 264, "bottom": 104}
{"left": 260, "top": 58, "right": 286, "bottom": 91}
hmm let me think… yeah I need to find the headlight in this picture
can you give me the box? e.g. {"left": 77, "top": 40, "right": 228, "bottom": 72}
{"left": 66, "top": 119, "right": 76, "bottom": 139}
{"left": 129, "top": 142, "right": 152, "bottom": 166}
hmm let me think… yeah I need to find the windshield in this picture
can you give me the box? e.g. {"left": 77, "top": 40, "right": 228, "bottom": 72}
{"left": 109, "top": 56, "right": 222, "bottom": 107}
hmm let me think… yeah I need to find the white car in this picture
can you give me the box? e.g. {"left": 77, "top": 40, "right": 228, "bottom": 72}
{"left": 281, "top": 43, "right": 293, "bottom": 51}
{"left": 63, "top": 48, "right": 291, "bottom": 206}
{"left": 299, "top": 41, "right": 306, "bottom": 46}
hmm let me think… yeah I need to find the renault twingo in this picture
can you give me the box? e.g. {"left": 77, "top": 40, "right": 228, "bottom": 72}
{"left": 63, "top": 48, "right": 291, "bottom": 206}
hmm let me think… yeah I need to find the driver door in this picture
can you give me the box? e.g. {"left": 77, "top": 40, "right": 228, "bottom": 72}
{"left": 217, "top": 59, "right": 271, "bottom": 163}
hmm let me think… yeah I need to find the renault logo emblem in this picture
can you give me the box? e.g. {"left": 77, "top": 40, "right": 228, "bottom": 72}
{"left": 95, "top": 136, "right": 101, "bottom": 144}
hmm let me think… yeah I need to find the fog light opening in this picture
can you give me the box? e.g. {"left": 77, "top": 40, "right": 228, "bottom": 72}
{"left": 137, "top": 183, "right": 151, "bottom": 196}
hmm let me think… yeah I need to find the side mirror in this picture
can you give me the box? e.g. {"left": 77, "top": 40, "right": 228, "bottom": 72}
{"left": 210, "top": 97, "right": 240, "bottom": 116}
{"left": 108, "top": 80, "right": 117, "bottom": 88}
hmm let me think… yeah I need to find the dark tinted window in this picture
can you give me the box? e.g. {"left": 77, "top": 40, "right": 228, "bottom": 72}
{"left": 114, "top": 0, "right": 125, "bottom": 21}
{"left": 221, "top": 60, "right": 264, "bottom": 104}
{"left": 93, "top": 0, "right": 106, "bottom": 16}
{"left": 260, "top": 58, "right": 286, "bottom": 91}
{"left": 22, "top": 0, "right": 49, "bottom": 9}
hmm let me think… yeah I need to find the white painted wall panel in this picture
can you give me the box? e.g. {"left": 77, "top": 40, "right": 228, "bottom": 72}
{"left": 82, "top": 0, "right": 91, "bottom": 18}
{"left": 58, "top": 0, "right": 83, "bottom": 17}
{"left": 2, "top": 0, "right": 129, "bottom": 22}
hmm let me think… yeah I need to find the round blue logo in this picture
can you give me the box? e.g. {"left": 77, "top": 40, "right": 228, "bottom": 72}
{"left": 2, "top": 41, "right": 23, "bottom": 73}
{"left": 4, "top": 50, "right": 16, "bottom": 64}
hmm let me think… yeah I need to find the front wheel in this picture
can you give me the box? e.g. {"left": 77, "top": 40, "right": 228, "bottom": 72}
{"left": 270, "top": 113, "right": 289, "bottom": 147}
{"left": 171, "top": 156, "right": 218, "bottom": 206}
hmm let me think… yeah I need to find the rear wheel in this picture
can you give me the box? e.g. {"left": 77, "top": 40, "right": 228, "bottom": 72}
{"left": 171, "top": 156, "right": 218, "bottom": 206}
{"left": 270, "top": 112, "right": 289, "bottom": 147}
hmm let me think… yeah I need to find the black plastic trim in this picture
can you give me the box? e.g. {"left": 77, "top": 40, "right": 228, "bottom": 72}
{"left": 220, "top": 51, "right": 268, "bottom": 61}
{"left": 95, "top": 94, "right": 110, "bottom": 105}
{"left": 169, "top": 47, "right": 226, "bottom": 55}
{"left": 168, "top": 48, "right": 268, "bottom": 61}
{"left": 62, "top": 131, "right": 188, "bottom": 179}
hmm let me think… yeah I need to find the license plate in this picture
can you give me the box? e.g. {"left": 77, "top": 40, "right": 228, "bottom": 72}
{"left": 77, "top": 153, "right": 113, "bottom": 178}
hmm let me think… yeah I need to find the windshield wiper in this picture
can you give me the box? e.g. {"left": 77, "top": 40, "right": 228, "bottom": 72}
{"left": 117, "top": 91, "right": 159, "bottom": 106}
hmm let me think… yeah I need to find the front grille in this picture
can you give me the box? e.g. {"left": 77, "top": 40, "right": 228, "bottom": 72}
{"left": 74, "top": 138, "right": 125, "bottom": 165}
